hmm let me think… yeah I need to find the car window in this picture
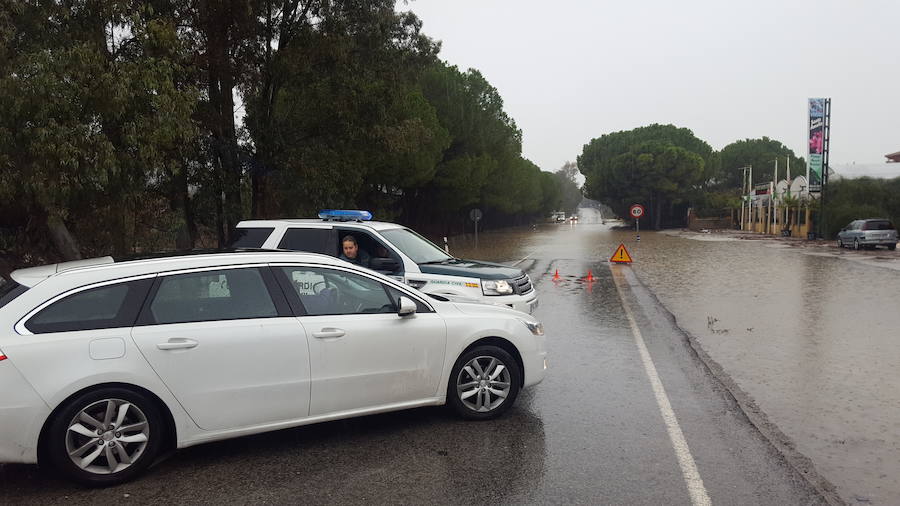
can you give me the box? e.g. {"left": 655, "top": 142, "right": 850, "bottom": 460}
{"left": 863, "top": 220, "right": 895, "bottom": 231}
{"left": 384, "top": 285, "right": 432, "bottom": 314}
{"left": 277, "top": 266, "right": 396, "bottom": 316}
{"left": 25, "top": 278, "right": 153, "bottom": 334}
{"left": 335, "top": 229, "right": 402, "bottom": 273}
{"left": 0, "top": 279, "right": 28, "bottom": 310}
{"left": 227, "top": 227, "right": 274, "bottom": 248}
{"left": 380, "top": 228, "right": 452, "bottom": 264}
{"left": 278, "top": 228, "right": 337, "bottom": 255}
{"left": 148, "top": 268, "right": 278, "bottom": 324}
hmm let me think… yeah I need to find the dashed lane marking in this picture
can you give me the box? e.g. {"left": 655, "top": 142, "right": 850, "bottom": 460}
{"left": 610, "top": 265, "right": 712, "bottom": 506}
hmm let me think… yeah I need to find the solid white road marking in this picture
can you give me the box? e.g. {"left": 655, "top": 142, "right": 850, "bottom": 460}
{"left": 611, "top": 266, "right": 712, "bottom": 506}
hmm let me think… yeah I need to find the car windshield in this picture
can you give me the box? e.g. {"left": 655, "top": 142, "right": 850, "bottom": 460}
{"left": 381, "top": 228, "right": 453, "bottom": 264}
{"left": 864, "top": 220, "right": 895, "bottom": 231}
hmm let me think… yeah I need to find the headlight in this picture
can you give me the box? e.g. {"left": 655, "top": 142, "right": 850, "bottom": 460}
{"left": 482, "top": 279, "right": 514, "bottom": 296}
{"left": 520, "top": 319, "right": 544, "bottom": 336}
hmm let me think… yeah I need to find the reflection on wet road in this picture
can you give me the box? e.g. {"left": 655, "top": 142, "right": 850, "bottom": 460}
{"left": 2, "top": 216, "right": 837, "bottom": 505}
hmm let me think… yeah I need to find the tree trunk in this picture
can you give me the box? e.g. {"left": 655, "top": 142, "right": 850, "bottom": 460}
{"left": 47, "top": 213, "right": 81, "bottom": 261}
{"left": 204, "top": 0, "right": 243, "bottom": 246}
{"left": 171, "top": 165, "right": 196, "bottom": 250}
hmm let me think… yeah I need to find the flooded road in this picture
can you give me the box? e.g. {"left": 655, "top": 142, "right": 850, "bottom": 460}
{"left": 455, "top": 214, "right": 900, "bottom": 505}
{"left": 1, "top": 214, "right": 826, "bottom": 505}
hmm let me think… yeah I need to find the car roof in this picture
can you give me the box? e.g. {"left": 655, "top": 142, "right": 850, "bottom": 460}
{"left": 10, "top": 250, "right": 346, "bottom": 287}
{"left": 236, "top": 219, "right": 405, "bottom": 232}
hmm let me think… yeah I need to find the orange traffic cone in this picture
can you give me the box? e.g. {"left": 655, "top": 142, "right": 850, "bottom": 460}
{"left": 552, "top": 269, "right": 560, "bottom": 280}
{"left": 586, "top": 270, "right": 594, "bottom": 282}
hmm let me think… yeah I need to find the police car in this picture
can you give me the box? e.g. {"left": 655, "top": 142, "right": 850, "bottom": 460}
{"left": 230, "top": 210, "right": 538, "bottom": 314}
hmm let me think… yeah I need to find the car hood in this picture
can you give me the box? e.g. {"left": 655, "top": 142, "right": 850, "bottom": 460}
{"left": 418, "top": 258, "right": 523, "bottom": 280}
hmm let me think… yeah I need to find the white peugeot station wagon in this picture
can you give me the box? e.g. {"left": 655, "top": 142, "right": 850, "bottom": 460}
{"left": 0, "top": 251, "right": 546, "bottom": 486}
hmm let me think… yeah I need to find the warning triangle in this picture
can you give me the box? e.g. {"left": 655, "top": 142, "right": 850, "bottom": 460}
{"left": 610, "top": 243, "right": 633, "bottom": 263}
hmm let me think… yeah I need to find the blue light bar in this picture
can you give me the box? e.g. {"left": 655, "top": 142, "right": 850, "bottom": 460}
{"left": 318, "top": 209, "right": 373, "bottom": 221}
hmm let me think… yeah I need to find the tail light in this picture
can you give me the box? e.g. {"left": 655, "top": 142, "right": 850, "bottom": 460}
{"left": 0, "top": 347, "right": 6, "bottom": 361}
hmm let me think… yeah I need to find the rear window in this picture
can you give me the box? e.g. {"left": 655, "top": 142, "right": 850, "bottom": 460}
{"left": 227, "top": 227, "right": 274, "bottom": 248}
{"left": 863, "top": 220, "right": 895, "bottom": 231}
{"left": 278, "top": 228, "right": 337, "bottom": 255}
{"left": 0, "top": 279, "right": 28, "bottom": 310}
{"left": 25, "top": 278, "right": 153, "bottom": 334}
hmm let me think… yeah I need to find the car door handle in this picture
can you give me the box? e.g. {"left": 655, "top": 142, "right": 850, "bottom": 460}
{"left": 156, "top": 338, "right": 199, "bottom": 350}
{"left": 312, "top": 328, "right": 345, "bottom": 339}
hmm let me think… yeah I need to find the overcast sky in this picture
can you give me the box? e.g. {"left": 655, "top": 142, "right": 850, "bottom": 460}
{"left": 404, "top": 0, "right": 900, "bottom": 178}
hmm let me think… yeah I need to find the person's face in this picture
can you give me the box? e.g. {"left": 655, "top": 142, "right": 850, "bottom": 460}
{"left": 342, "top": 241, "right": 358, "bottom": 259}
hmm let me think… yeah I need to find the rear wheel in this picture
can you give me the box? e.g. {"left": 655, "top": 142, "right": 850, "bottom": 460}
{"left": 448, "top": 345, "right": 521, "bottom": 420}
{"left": 889, "top": 244, "right": 897, "bottom": 251}
{"left": 45, "top": 387, "right": 163, "bottom": 486}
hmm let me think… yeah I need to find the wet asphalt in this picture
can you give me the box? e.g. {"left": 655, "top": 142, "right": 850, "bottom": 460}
{"left": 0, "top": 222, "right": 829, "bottom": 505}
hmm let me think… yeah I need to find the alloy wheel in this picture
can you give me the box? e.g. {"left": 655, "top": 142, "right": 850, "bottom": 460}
{"left": 65, "top": 398, "right": 150, "bottom": 475}
{"left": 456, "top": 356, "right": 512, "bottom": 412}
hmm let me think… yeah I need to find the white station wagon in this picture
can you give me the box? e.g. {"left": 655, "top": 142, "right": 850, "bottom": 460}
{"left": 0, "top": 251, "right": 546, "bottom": 486}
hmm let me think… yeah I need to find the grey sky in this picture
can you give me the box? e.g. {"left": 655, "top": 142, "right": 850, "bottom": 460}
{"left": 405, "top": 0, "right": 900, "bottom": 178}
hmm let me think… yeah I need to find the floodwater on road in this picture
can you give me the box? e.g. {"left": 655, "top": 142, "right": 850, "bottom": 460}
{"left": 458, "top": 215, "right": 900, "bottom": 505}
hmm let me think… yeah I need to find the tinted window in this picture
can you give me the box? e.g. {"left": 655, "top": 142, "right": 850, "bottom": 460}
{"left": 385, "top": 285, "right": 432, "bottom": 313}
{"left": 26, "top": 279, "right": 153, "bottom": 334}
{"left": 277, "top": 267, "right": 395, "bottom": 315}
{"left": 227, "top": 227, "right": 274, "bottom": 248}
{"left": 278, "top": 228, "right": 337, "bottom": 255}
{"left": 0, "top": 280, "right": 27, "bottom": 310}
{"left": 148, "top": 268, "right": 277, "bottom": 324}
{"left": 863, "top": 220, "right": 895, "bottom": 231}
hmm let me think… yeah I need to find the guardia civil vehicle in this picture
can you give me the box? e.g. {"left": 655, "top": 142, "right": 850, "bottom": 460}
{"left": 231, "top": 211, "right": 538, "bottom": 314}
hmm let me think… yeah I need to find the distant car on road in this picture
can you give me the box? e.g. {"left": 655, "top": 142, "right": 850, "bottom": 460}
{"left": 0, "top": 250, "right": 546, "bottom": 485}
{"left": 837, "top": 219, "right": 898, "bottom": 250}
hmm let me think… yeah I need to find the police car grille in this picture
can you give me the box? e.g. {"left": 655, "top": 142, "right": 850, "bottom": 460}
{"left": 513, "top": 275, "right": 533, "bottom": 295}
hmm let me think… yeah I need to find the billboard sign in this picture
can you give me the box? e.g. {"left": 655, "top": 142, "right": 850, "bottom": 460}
{"left": 807, "top": 98, "right": 826, "bottom": 191}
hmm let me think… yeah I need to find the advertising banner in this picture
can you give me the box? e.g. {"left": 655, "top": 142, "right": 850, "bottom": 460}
{"left": 808, "top": 98, "right": 825, "bottom": 190}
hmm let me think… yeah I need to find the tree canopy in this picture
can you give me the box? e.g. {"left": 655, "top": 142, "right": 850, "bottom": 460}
{"left": 0, "top": 0, "right": 562, "bottom": 269}
{"left": 578, "top": 124, "right": 712, "bottom": 228}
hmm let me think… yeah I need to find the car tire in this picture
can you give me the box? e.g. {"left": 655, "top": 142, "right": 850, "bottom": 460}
{"left": 889, "top": 244, "right": 897, "bottom": 251}
{"left": 45, "top": 387, "right": 163, "bottom": 487}
{"left": 837, "top": 239, "right": 843, "bottom": 248}
{"left": 447, "top": 345, "right": 521, "bottom": 421}
{"left": 854, "top": 239, "right": 860, "bottom": 250}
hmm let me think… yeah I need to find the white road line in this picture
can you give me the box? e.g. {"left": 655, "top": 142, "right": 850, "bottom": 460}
{"left": 511, "top": 251, "right": 535, "bottom": 266}
{"left": 610, "top": 265, "right": 712, "bottom": 506}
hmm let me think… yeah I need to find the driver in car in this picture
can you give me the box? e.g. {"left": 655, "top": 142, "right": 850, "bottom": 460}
{"left": 339, "top": 235, "right": 371, "bottom": 268}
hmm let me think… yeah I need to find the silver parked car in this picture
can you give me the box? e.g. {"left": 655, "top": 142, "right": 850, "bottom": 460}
{"left": 837, "top": 219, "right": 898, "bottom": 250}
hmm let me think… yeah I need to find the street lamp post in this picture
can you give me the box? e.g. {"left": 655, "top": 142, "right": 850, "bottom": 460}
{"left": 738, "top": 165, "right": 752, "bottom": 231}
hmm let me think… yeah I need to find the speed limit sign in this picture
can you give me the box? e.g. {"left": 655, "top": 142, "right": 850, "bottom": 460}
{"left": 629, "top": 204, "right": 645, "bottom": 219}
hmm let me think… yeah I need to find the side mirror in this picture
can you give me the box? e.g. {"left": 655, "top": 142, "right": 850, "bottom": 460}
{"left": 397, "top": 296, "right": 417, "bottom": 317}
{"left": 370, "top": 257, "right": 400, "bottom": 272}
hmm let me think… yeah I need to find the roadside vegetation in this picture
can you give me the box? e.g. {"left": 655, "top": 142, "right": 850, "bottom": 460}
{"left": 578, "top": 126, "right": 895, "bottom": 235}
{"left": 0, "top": 0, "right": 564, "bottom": 273}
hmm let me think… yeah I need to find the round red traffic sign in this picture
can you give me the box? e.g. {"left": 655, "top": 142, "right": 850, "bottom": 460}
{"left": 629, "top": 204, "right": 644, "bottom": 219}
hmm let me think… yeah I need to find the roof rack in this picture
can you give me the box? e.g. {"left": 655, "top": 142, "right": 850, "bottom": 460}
{"left": 318, "top": 209, "right": 373, "bottom": 222}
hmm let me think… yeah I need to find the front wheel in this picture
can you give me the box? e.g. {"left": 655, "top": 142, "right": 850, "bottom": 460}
{"left": 448, "top": 345, "right": 521, "bottom": 420}
{"left": 837, "top": 239, "right": 843, "bottom": 248}
{"left": 854, "top": 239, "right": 861, "bottom": 250}
{"left": 889, "top": 244, "right": 897, "bottom": 251}
{"left": 45, "top": 387, "right": 163, "bottom": 487}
